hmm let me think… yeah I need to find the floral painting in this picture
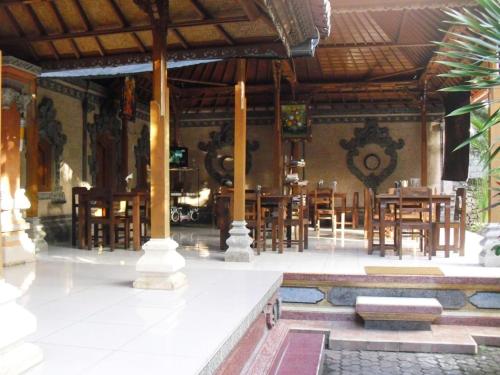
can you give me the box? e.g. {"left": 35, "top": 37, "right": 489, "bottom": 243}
{"left": 121, "top": 76, "right": 136, "bottom": 121}
{"left": 281, "top": 103, "right": 309, "bottom": 139}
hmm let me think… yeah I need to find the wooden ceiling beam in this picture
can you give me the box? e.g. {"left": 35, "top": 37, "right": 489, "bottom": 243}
{"left": 189, "top": 0, "right": 235, "bottom": 45}
{"left": 72, "top": 0, "right": 106, "bottom": 56}
{"left": 3, "top": 5, "right": 39, "bottom": 60}
{"left": 177, "top": 80, "right": 420, "bottom": 97}
{"left": 0, "top": 15, "right": 248, "bottom": 44}
{"left": 332, "top": 0, "right": 476, "bottom": 13}
{"left": 319, "top": 42, "right": 435, "bottom": 50}
{"left": 49, "top": 1, "right": 81, "bottom": 58}
{"left": 237, "top": 0, "right": 261, "bottom": 21}
{"left": 108, "top": 0, "right": 146, "bottom": 53}
{"left": 171, "top": 29, "right": 189, "bottom": 49}
{"left": 24, "top": 3, "right": 60, "bottom": 59}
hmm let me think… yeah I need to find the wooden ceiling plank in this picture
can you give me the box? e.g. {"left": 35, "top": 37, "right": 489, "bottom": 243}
{"left": 49, "top": 1, "right": 81, "bottom": 58}
{"left": 24, "top": 3, "right": 60, "bottom": 59}
{"left": 71, "top": 0, "right": 107, "bottom": 56}
{"left": 215, "top": 25, "right": 235, "bottom": 45}
{"left": 0, "top": 15, "right": 250, "bottom": 44}
{"left": 171, "top": 29, "right": 189, "bottom": 49}
{"left": 108, "top": 0, "right": 146, "bottom": 53}
{"left": 396, "top": 10, "right": 408, "bottom": 43}
{"left": 3, "top": 5, "right": 39, "bottom": 60}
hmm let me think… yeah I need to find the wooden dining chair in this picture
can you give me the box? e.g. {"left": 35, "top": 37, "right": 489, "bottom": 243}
{"left": 310, "top": 188, "right": 335, "bottom": 234}
{"left": 364, "top": 188, "right": 396, "bottom": 255}
{"left": 72, "top": 186, "right": 88, "bottom": 247}
{"left": 85, "top": 188, "right": 115, "bottom": 251}
{"left": 433, "top": 188, "right": 466, "bottom": 256}
{"left": 394, "top": 187, "right": 434, "bottom": 260}
{"left": 333, "top": 193, "right": 347, "bottom": 233}
{"left": 345, "top": 192, "right": 359, "bottom": 228}
{"left": 273, "top": 187, "right": 309, "bottom": 252}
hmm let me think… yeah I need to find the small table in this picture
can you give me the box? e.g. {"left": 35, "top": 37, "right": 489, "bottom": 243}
{"left": 376, "top": 193, "right": 452, "bottom": 257}
{"left": 77, "top": 190, "right": 149, "bottom": 251}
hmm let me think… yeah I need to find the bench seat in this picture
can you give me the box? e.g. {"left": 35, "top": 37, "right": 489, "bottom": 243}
{"left": 356, "top": 296, "right": 443, "bottom": 330}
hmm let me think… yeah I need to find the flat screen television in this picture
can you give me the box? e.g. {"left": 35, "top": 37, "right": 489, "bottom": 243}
{"left": 170, "top": 147, "right": 188, "bottom": 168}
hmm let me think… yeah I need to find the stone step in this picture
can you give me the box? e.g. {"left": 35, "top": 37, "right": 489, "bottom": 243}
{"left": 240, "top": 322, "right": 326, "bottom": 375}
{"left": 281, "top": 304, "right": 500, "bottom": 327}
{"left": 355, "top": 296, "right": 443, "bottom": 330}
{"left": 269, "top": 331, "right": 325, "bottom": 375}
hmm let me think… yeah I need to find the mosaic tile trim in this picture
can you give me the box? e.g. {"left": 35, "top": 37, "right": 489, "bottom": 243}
{"left": 328, "top": 287, "right": 467, "bottom": 310}
{"left": 469, "top": 292, "right": 500, "bottom": 309}
{"left": 280, "top": 287, "right": 325, "bottom": 304}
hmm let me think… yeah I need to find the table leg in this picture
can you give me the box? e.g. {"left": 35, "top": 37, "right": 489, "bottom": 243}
{"left": 133, "top": 195, "right": 140, "bottom": 251}
{"left": 278, "top": 200, "right": 284, "bottom": 253}
{"left": 379, "top": 202, "right": 386, "bottom": 257}
{"left": 78, "top": 198, "right": 86, "bottom": 249}
{"left": 445, "top": 201, "right": 451, "bottom": 258}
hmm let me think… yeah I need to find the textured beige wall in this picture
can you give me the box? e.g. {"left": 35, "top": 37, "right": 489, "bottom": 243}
{"left": 179, "top": 121, "right": 422, "bottom": 205}
{"left": 26, "top": 86, "right": 147, "bottom": 217}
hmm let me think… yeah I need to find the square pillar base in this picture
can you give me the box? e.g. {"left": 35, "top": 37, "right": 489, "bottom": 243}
{"left": 134, "top": 238, "right": 187, "bottom": 290}
{"left": 225, "top": 221, "right": 254, "bottom": 263}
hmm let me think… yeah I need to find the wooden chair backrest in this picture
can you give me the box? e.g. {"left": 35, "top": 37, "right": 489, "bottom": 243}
{"left": 364, "top": 188, "right": 374, "bottom": 218}
{"left": 396, "top": 187, "right": 432, "bottom": 220}
{"left": 454, "top": 188, "right": 466, "bottom": 222}
{"left": 352, "top": 191, "right": 359, "bottom": 208}
{"left": 72, "top": 187, "right": 88, "bottom": 207}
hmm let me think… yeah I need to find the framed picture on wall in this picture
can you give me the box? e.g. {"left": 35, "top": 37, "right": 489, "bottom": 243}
{"left": 281, "top": 102, "right": 311, "bottom": 140}
{"left": 121, "top": 76, "right": 136, "bottom": 121}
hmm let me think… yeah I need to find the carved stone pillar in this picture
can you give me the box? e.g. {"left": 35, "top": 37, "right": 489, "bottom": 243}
{"left": 1, "top": 88, "right": 36, "bottom": 265}
{"left": 0, "top": 52, "right": 43, "bottom": 374}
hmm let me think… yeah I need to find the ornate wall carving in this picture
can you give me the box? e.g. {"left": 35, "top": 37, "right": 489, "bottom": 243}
{"left": 340, "top": 119, "right": 405, "bottom": 191}
{"left": 87, "top": 99, "right": 122, "bottom": 187}
{"left": 38, "top": 97, "right": 67, "bottom": 203}
{"left": 198, "top": 123, "right": 259, "bottom": 186}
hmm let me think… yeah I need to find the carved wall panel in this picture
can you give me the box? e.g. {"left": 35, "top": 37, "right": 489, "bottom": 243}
{"left": 340, "top": 119, "right": 405, "bottom": 191}
{"left": 198, "top": 123, "right": 259, "bottom": 186}
{"left": 38, "top": 97, "right": 67, "bottom": 202}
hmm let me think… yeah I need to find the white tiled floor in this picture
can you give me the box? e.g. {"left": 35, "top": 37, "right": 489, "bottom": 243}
{"left": 38, "top": 226, "right": 498, "bottom": 277}
{"left": 3, "top": 226, "right": 498, "bottom": 375}
{"left": 4, "top": 256, "right": 281, "bottom": 375}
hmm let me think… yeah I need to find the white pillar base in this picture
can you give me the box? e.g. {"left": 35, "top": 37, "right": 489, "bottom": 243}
{"left": 479, "top": 223, "right": 500, "bottom": 267}
{"left": 225, "top": 220, "right": 254, "bottom": 262}
{"left": 133, "top": 238, "right": 187, "bottom": 290}
{"left": 25, "top": 217, "right": 48, "bottom": 254}
{"left": 0, "top": 281, "right": 43, "bottom": 374}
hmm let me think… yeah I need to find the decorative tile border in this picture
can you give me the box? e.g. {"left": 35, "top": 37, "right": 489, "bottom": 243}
{"left": 469, "top": 292, "right": 500, "bottom": 309}
{"left": 280, "top": 287, "right": 325, "bottom": 304}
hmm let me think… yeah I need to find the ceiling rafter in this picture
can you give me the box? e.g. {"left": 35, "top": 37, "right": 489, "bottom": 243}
{"left": 2, "top": 5, "right": 39, "bottom": 60}
{"left": 171, "top": 29, "right": 189, "bottom": 49}
{"left": 190, "top": 0, "right": 235, "bottom": 45}
{"left": 72, "top": 0, "right": 105, "bottom": 56}
{"left": 108, "top": 0, "right": 146, "bottom": 53}
{"left": 24, "top": 2, "right": 60, "bottom": 59}
{"left": 0, "top": 15, "right": 249, "bottom": 44}
{"left": 48, "top": 1, "right": 81, "bottom": 58}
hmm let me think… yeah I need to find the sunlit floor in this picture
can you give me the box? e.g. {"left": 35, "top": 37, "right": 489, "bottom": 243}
{"left": 41, "top": 225, "right": 497, "bottom": 278}
{"left": 3, "top": 225, "right": 497, "bottom": 374}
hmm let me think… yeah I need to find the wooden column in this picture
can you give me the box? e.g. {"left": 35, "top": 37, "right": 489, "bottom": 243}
{"left": 420, "top": 82, "right": 428, "bottom": 186}
{"left": 233, "top": 59, "right": 247, "bottom": 221}
{"left": 26, "top": 81, "right": 38, "bottom": 217}
{"left": 489, "top": 85, "right": 500, "bottom": 222}
{"left": 121, "top": 115, "right": 129, "bottom": 190}
{"left": 272, "top": 61, "right": 283, "bottom": 193}
{"left": 81, "top": 88, "right": 89, "bottom": 181}
{"left": 149, "top": 2, "right": 170, "bottom": 239}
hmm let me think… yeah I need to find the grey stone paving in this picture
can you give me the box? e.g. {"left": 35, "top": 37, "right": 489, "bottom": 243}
{"left": 323, "top": 346, "right": 500, "bottom": 375}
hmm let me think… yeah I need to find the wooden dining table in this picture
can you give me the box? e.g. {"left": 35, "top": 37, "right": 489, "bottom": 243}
{"left": 216, "top": 193, "right": 290, "bottom": 253}
{"left": 376, "top": 193, "right": 453, "bottom": 257}
{"left": 77, "top": 190, "right": 149, "bottom": 251}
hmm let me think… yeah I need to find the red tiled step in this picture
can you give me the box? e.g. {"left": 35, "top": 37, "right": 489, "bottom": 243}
{"left": 269, "top": 331, "right": 325, "bottom": 375}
